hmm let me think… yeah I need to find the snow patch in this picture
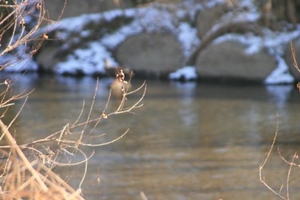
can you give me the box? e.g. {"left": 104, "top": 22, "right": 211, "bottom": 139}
{"left": 177, "top": 23, "right": 200, "bottom": 57}
{"left": 55, "top": 42, "right": 117, "bottom": 75}
{"left": 1, "top": 45, "right": 38, "bottom": 72}
{"left": 264, "top": 56, "right": 294, "bottom": 84}
{"left": 49, "top": 4, "right": 202, "bottom": 75}
{"left": 169, "top": 66, "right": 198, "bottom": 80}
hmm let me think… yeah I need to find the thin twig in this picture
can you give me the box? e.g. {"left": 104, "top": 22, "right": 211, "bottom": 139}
{"left": 290, "top": 41, "right": 300, "bottom": 73}
{"left": 277, "top": 147, "right": 300, "bottom": 167}
{"left": 259, "top": 113, "right": 287, "bottom": 200}
{"left": 286, "top": 152, "right": 297, "bottom": 200}
{"left": 81, "top": 129, "right": 130, "bottom": 147}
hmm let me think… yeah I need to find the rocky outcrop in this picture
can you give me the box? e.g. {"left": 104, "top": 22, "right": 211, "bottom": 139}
{"left": 35, "top": 43, "right": 61, "bottom": 73}
{"left": 31, "top": 1, "right": 300, "bottom": 83}
{"left": 115, "top": 33, "right": 183, "bottom": 78}
{"left": 196, "top": 41, "right": 276, "bottom": 82}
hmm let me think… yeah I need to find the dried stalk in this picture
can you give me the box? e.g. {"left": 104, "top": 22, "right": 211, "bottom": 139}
{"left": 0, "top": 1, "right": 146, "bottom": 198}
{"left": 10, "top": 79, "right": 147, "bottom": 150}
{"left": 290, "top": 41, "right": 300, "bottom": 73}
{"left": 0, "top": 74, "right": 146, "bottom": 199}
{"left": 0, "top": 1, "right": 43, "bottom": 55}
{"left": 259, "top": 114, "right": 287, "bottom": 200}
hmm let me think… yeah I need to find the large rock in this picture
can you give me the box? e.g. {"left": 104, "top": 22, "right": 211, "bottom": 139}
{"left": 35, "top": 44, "right": 61, "bottom": 73}
{"left": 196, "top": 41, "right": 276, "bottom": 82}
{"left": 115, "top": 33, "right": 184, "bottom": 78}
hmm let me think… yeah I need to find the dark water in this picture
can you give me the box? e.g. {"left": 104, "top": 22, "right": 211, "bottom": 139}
{"left": 3, "top": 74, "right": 300, "bottom": 200}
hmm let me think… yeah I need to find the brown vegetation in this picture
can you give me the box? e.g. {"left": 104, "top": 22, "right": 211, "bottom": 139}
{"left": 0, "top": 1, "right": 147, "bottom": 199}
{"left": 0, "top": 0, "right": 48, "bottom": 69}
{"left": 0, "top": 74, "right": 146, "bottom": 199}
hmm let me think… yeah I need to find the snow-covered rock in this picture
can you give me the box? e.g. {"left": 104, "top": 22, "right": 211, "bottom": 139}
{"left": 169, "top": 66, "right": 198, "bottom": 81}
{"left": 1, "top": 0, "right": 300, "bottom": 84}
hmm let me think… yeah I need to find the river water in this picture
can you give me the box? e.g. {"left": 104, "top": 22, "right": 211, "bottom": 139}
{"left": 3, "top": 74, "right": 300, "bottom": 200}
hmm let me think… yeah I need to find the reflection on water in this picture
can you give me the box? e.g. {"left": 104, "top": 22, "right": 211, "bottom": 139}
{"left": 266, "top": 85, "right": 294, "bottom": 108}
{"left": 171, "top": 81, "right": 197, "bottom": 126}
{"left": 2, "top": 74, "right": 300, "bottom": 200}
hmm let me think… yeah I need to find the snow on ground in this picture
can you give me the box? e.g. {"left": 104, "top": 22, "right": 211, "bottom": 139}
{"left": 177, "top": 22, "right": 200, "bottom": 58}
{"left": 55, "top": 42, "right": 117, "bottom": 75}
{"left": 47, "top": 3, "right": 202, "bottom": 76}
{"left": 265, "top": 55, "right": 295, "bottom": 84}
{"left": 169, "top": 66, "right": 198, "bottom": 80}
{"left": 1, "top": 0, "right": 300, "bottom": 84}
{"left": 0, "top": 45, "right": 38, "bottom": 72}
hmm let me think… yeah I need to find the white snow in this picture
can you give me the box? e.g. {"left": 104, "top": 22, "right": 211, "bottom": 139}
{"left": 2, "top": 56, "right": 38, "bottom": 72}
{"left": 55, "top": 42, "right": 117, "bottom": 75}
{"left": 1, "top": 0, "right": 300, "bottom": 84}
{"left": 169, "top": 66, "right": 198, "bottom": 80}
{"left": 1, "top": 45, "right": 38, "bottom": 72}
{"left": 49, "top": 13, "right": 102, "bottom": 37}
{"left": 264, "top": 55, "right": 294, "bottom": 84}
{"left": 207, "top": 0, "right": 259, "bottom": 37}
{"left": 101, "top": 24, "right": 142, "bottom": 49}
{"left": 102, "top": 9, "right": 123, "bottom": 21}
{"left": 48, "top": 4, "right": 201, "bottom": 76}
{"left": 177, "top": 22, "right": 200, "bottom": 57}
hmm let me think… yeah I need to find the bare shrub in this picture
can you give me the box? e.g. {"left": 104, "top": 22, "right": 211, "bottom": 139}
{"left": 0, "top": 1, "right": 147, "bottom": 199}
{"left": 0, "top": 0, "right": 60, "bottom": 71}
{"left": 0, "top": 72, "right": 146, "bottom": 199}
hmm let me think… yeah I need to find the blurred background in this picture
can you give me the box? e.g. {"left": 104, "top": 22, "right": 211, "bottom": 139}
{"left": 1, "top": 0, "right": 300, "bottom": 199}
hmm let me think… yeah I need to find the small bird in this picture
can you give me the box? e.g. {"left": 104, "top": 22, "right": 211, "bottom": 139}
{"left": 110, "top": 69, "right": 131, "bottom": 99}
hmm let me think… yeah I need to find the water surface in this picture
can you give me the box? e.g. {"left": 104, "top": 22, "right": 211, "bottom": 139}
{"left": 4, "top": 74, "right": 300, "bottom": 200}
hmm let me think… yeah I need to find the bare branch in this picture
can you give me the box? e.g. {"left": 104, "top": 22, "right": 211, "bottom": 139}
{"left": 259, "top": 114, "right": 287, "bottom": 200}
{"left": 290, "top": 41, "right": 300, "bottom": 73}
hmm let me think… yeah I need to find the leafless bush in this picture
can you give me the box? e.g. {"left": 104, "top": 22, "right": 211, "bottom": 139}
{"left": 0, "top": 1, "right": 147, "bottom": 199}
{"left": 0, "top": 72, "right": 146, "bottom": 199}
{"left": 0, "top": 0, "right": 56, "bottom": 71}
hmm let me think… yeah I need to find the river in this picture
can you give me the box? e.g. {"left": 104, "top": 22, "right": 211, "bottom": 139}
{"left": 3, "top": 74, "right": 300, "bottom": 200}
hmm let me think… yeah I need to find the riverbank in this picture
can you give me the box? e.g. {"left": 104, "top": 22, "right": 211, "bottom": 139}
{"left": 2, "top": 0, "right": 300, "bottom": 84}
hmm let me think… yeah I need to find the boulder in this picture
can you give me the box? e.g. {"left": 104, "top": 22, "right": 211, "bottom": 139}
{"left": 35, "top": 43, "right": 61, "bottom": 73}
{"left": 195, "top": 41, "right": 276, "bottom": 82}
{"left": 114, "top": 33, "right": 184, "bottom": 78}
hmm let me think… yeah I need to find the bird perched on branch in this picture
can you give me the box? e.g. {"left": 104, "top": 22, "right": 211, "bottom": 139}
{"left": 104, "top": 59, "right": 133, "bottom": 98}
{"left": 110, "top": 69, "right": 132, "bottom": 98}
